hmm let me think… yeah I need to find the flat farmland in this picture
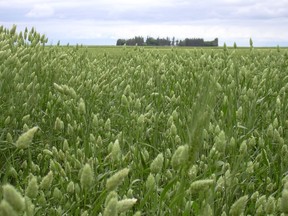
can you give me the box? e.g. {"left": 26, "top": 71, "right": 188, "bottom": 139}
{"left": 1, "top": 25, "right": 288, "bottom": 215}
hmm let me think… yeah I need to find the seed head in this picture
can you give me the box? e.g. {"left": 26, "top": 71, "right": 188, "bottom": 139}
{"left": 2, "top": 184, "right": 25, "bottom": 212}
{"left": 64, "top": 180, "right": 73, "bottom": 194}
{"left": 53, "top": 187, "right": 62, "bottom": 201}
{"left": 0, "top": 200, "right": 18, "bottom": 216}
{"left": 106, "top": 168, "right": 129, "bottom": 191}
{"left": 146, "top": 173, "right": 156, "bottom": 191}
{"left": 239, "top": 141, "right": 247, "bottom": 155}
{"left": 40, "top": 171, "right": 53, "bottom": 190}
{"left": 171, "top": 145, "right": 189, "bottom": 170}
{"left": 6, "top": 132, "right": 13, "bottom": 143}
{"left": 229, "top": 195, "right": 248, "bottom": 216}
{"left": 266, "top": 195, "right": 275, "bottom": 214}
{"left": 103, "top": 197, "right": 118, "bottom": 216}
{"left": 54, "top": 117, "right": 64, "bottom": 131}
{"left": 215, "top": 130, "right": 226, "bottom": 153}
{"left": 26, "top": 175, "right": 39, "bottom": 199}
{"left": 111, "top": 139, "right": 122, "bottom": 162}
{"left": 105, "top": 191, "right": 118, "bottom": 207}
{"left": 15, "top": 126, "right": 38, "bottom": 149}
{"left": 78, "top": 98, "right": 86, "bottom": 115}
{"left": 117, "top": 198, "right": 137, "bottom": 213}
{"left": 150, "top": 153, "right": 164, "bottom": 174}
{"left": 281, "top": 183, "right": 288, "bottom": 213}
{"left": 189, "top": 179, "right": 214, "bottom": 193}
{"left": 80, "top": 163, "right": 94, "bottom": 190}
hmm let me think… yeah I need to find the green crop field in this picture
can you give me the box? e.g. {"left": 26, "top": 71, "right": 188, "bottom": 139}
{"left": 1, "top": 25, "right": 288, "bottom": 215}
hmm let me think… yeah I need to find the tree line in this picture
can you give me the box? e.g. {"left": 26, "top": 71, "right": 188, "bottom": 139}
{"left": 116, "top": 36, "right": 218, "bottom": 46}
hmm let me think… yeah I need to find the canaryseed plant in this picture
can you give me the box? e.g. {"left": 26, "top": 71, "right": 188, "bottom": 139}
{"left": 215, "top": 130, "right": 226, "bottom": 153}
{"left": 8, "top": 167, "right": 17, "bottom": 179}
{"left": 80, "top": 163, "right": 94, "bottom": 190}
{"left": 265, "top": 195, "right": 276, "bottom": 214}
{"left": 111, "top": 139, "right": 122, "bottom": 162}
{"left": 150, "top": 153, "right": 164, "bottom": 174}
{"left": 0, "top": 200, "right": 18, "bottom": 216}
{"left": 67, "top": 181, "right": 75, "bottom": 194}
{"left": 6, "top": 132, "right": 13, "bottom": 143}
{"left": 40, "top": 171, "right": 53, "bottom": 190}
{"left": 171, "top": 145, "right": 189, "bottom": 170}
{"left": 117, "top": 198, "right": 138, "bottom": 213}
{"left": 24, "top": 197, "right": 35, "bottom": 216}
{"left": 78, "top": 98, "right": 86, "bottom": 115}
{"left": 106, "top": 168, "right": 129, "bottom": 191}
{"left": 189, "top": 179, "right": 214, "bottom": 193}
{"left": 2, "top": 25, "right": 288, "bottom": 215}
{"left": 53, "top": 187, "right": 62, "bottom": 201}
{"left": 26, "top": 175, "right": 39, "bottom": 199}
{"left": 2, "top": 184, "right": 25, "bottom": 212}
{"left": 146, "top": 173, "right": 156, "bottom": 191}
{"left": 15, "top": 126, "right": 38, "bottom": 149}
{"left": 54, "top": 117, "right": 64, "bottom": 131}
{"left": 105, "top": 191, "right": 118, "bottom": 207}
{"left": 239, "top": 141, "right": 247, "bottom": 155}
{"left": 281, "top": 183, "right": 288, "bottom": 214}
{"left": 229, "top": 195, "right": 248, "bottom": 216}
{"left": 103, "top": 197, "right": 118, "bottom": 216}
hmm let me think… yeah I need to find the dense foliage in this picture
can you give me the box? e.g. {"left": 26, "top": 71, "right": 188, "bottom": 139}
{"left": 1, "top": 25, "right": 288, "bottom": 215}
{"left": 116, "top": 36, "right": 218, "bottom": 47}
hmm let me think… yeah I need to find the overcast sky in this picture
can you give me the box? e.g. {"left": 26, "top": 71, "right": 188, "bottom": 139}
{"left": 1, "top": 0, "right": 288, "bottom": 46}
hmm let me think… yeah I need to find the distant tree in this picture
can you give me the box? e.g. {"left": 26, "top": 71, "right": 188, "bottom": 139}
{"left": 176, "top": 40, "right": 179, "bottom": 46}
{"left": 116, "top": 39, "right": 126, "bottom": 46}
{"left": 146, "top": 37, "right": 157, "bottom": 46}
{"left": 116, "top": 36, "right": 218, "bottom": 47}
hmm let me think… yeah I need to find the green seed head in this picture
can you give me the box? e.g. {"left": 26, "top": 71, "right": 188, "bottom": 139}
{"left": 111, "top": 139, "right": 122, "bottom": 162}
{"left": 67, "top": 181, "right": 75, "bottom": 194}
{"left": 2, "top": 184, "right": 25, "bottom": 212}
{"left": 229, "top": 195, "right": 248, "bottom": 216}
{"left": 133, "top": 211, "right": 141, "bottom": 216}
{"left": 150, "top": 153, "right": 164, "bottom": 174}
{"left": 239, "top": 141, "right": 247, "bottom": 155}
{"left": 106, "top": 168, "right": 129, "bottom": 191}
{"left": 26, "top": 176, "right": 39, "bottom": 199}
{"left": 281, "top": 184, "right": 288, "bottom": 213}
{"left": 40, "top": 171, "right": 53, "bottom": 190}
{"left": 15, "top": 126, "right": 38, "bottom": 149}
{"left": 189, "top": 179, "right": 214, "bottom": 193}
{"left": 170, "top": 123, "right": 177, "bottom": 136}
{"left": 54, "top": 117, "right": 64, "bottom": 131}
{"left": 146, "top": 173, "right": 156, "bottom": 191}
{"left": 80, "top": 163, "right": 94, "bottom": 190}
{"left": 53, "top": 187, "right": 62, "bottom": 201}
{"left": 117, "top": 198, "right": 137, "bottom": 213}
{"left": 0, "top": 200, "right": 18, "bottom": 216}
{"left": 171, "top": 145, "right": 189, "bottom": 170}
{"left": 24, "top": 196, "right": 35, "bottom": 216}
{"left": 81, "top": 210, "right": 88, "bottom": 216}
{"left": 105, "top": 191, "right": 118, "bottom": 207}
{"left": 215, "top": 130, "right": 226, "bottom": 153}
{"left": 6, "top": 132, "right": 13, "bottom": 143}
{"left": 266, "top": 195, "right": 275, "bottom": 214}
{"left": 78, "top": 98, "right": 86, "bottom": 115}
{"left": 8, "top": 167, "right": 17, "bottom": 179}
{"left": 103, "top": 197, "right": 118, "bottom": 216}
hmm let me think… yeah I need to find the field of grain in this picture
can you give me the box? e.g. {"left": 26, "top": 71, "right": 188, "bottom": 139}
{"left": 1, "top": 25, "right": 288, "bottom": 215}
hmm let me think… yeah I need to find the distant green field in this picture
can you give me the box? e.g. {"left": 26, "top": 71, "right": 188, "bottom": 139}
{"left": 1, "top": 25, "right": 288, "bottom": 215}
{"left": 81, "top": 45, "right": 285, "bottom": 59}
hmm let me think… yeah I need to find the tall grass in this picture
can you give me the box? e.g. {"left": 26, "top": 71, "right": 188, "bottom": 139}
{"left": 0, "top": 25, "right": 288, "bottom": 215}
